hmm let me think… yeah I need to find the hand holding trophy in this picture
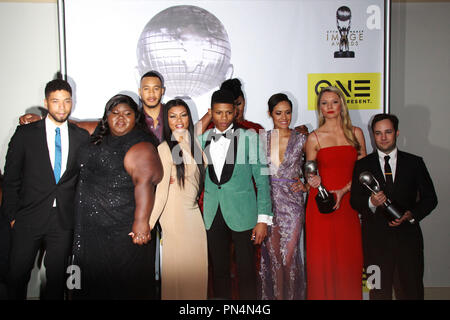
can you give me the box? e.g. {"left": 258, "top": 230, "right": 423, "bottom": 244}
{"left": 358, "top": 171, "right": 413, "bottom": 224}
{"left": 305, "top": 160, "right": 336, "bottom": 213}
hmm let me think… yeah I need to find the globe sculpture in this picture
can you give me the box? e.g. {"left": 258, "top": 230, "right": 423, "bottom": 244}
{"left": 136, "top": 5, "right": 233, "bottom": 98}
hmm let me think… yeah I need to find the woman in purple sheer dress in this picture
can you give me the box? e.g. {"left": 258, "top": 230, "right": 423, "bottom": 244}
{"left": 259, "top": 93, "right": 308, "bottom": 300}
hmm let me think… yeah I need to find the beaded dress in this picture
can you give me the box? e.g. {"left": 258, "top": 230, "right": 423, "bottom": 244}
{"left": 259, "top": 130, "right": 307, "bottom": 300}
{"left": 72, "top": 129, "right": 156, "bottom": 299}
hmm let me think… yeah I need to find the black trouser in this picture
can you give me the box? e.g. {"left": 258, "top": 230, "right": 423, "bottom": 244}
{"left": 207, "top": 207, "right": 256, "bottom": 300}
{"left": 0, "top": 214, "right": 10, "bottom": 300}
{"left": 7, "top": 209, "right": 72, "bottom": 300}
{"left": 368, "top": 232, "right": 424, "bottom": 300}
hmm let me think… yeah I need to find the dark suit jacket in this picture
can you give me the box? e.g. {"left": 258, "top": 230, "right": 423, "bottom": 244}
{"left": 350, "top": 150, "right": 438, "bottom": 259}
{"left": 1, "top": 119, "right": 90, "bottom": 230}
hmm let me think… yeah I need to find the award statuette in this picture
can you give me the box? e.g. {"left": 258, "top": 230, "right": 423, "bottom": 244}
{"left": 359, "top": 171, "right": 413, "bottom": 223}
{"left": 334, "top": 6, "right": 355, "bottom": 58}
{"left": 305, "top": 160, "right": 336, "bottom": 214}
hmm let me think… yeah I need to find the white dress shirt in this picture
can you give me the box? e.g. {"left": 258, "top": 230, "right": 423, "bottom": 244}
{"left": 209, "top": 124, "right": 272, "bottom": 225}
{"left": 45, "top": 117, "right": 69, "bottom": 206}
{"left": 209, "top": 124, "right": 233, "bottom": 181}
{"left": 368, "top": 148, "right": 398, "bottom": 212}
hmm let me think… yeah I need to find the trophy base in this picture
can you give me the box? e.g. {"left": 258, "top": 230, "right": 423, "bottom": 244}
{"left": 334, "top": 51, "right": 355, "bottom": 58}
{"left": 315, "top": 193, "right": 336, "bottom": 214}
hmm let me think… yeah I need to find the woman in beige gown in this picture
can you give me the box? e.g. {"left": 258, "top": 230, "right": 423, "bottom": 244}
{"left": 149, "top": 99, "right": 208, "bottom": 300}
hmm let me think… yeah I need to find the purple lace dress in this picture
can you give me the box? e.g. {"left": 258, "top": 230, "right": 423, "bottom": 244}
{"left": 259, "top": 130, "right": 307, "bottom": 300}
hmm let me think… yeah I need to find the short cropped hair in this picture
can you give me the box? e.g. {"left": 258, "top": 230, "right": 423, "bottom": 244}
{"left": 211, "top": 89, "right": 235, "bottom": 108}
{"left": 44, "top": 79, "right": 72, "bottom": 98}
{"left": 371, "top": 113, "right": 399, "bottom": 132}
{"left": 140, "top": 70, "right": 165, "bottom": 88}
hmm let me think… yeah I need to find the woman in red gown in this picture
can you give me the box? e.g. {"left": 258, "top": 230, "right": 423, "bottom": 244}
{"left": 305, "top": 86, "right": 367, "bottom": 300}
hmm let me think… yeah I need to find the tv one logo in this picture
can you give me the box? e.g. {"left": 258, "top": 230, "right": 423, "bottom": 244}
{"left": 307, "top": 73, "right": 381, "bottom": 110}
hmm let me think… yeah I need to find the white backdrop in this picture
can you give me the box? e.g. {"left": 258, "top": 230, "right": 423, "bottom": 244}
{"left": 64, "top": 0, "right": 386, "bottom": 152}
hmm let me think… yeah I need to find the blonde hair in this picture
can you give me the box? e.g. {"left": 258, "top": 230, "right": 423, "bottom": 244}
{"left": 316, "top": 86, "right": 360, "bottom": 152}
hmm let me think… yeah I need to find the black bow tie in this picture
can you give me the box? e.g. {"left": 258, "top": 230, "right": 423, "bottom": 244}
{"left": 211, "top": 132, "right": 229, "bottom": 142}
{"left": 211, "top": 130, "right": 233, "bottom": 142}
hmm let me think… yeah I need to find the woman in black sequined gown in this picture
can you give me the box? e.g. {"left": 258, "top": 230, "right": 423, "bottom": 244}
{"left": 72, "top": 95, "right": 162, "bottom": 299}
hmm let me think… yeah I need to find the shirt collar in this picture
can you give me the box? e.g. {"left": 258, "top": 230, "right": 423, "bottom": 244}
{"left": 144, "top": 105, "right": 163, "bottom": 123}
{"left": 45, "top": 116, "right": 68, "bottom": 131}
{"left": 144, "top": 106, "right": 163, "bottom": 142}
{"left": 214, "top": 123, "right": 234, "bottom": 135}
{"left": 377, "top": 147, "right": 398, "bottom": 161}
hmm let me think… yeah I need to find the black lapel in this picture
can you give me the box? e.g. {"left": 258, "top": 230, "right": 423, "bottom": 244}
{"left": 368, "top": 151, "right": 385, "bottom": 190}
{"left": 37, "top": 119, "right": 55, "bottom": 181}
{"left": 368, "top": 151, "right": 388, "bottom": 216}
{"left": 204, "top": 130, "right": 219, "bottom": 185}
{"left": 393, "top": 150, "right": 403, "bottom": 187}
{"left": 64, "top": 123, "right": 77, "bottom": 176}
{"left": 219, "top": 128, "right": 240, "bottom": 184}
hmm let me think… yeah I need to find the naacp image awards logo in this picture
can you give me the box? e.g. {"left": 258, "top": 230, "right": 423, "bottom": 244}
{"left": 326, "top": 6, "right": 364, "bottom": 58}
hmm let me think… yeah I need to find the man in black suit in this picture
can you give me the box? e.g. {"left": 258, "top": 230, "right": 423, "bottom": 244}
{"left": 0, "top": 170, "right": 8, "bottom": 299}
{"left": 350, "top": 113, "right": 438, "bottom": 300}
{"left": 1, "top": 79, "right": 90, "bottom": 299}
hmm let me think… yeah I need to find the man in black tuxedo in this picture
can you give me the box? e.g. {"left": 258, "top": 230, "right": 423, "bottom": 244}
{"left": 350, "top": 113, "right": 437, "bottom": 300}
{"left": 0, "top": 170, "right": 8, "bottom": 299}
{"left": 1, "top": 79, "right": 89, "bottom": 299}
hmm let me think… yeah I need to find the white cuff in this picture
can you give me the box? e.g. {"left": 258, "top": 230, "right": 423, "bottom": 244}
{"left": 257, "top": 214, "right": 273, "bottom": 226}
{"left": 368, "top": 197, "right": 377, "bottom": 213}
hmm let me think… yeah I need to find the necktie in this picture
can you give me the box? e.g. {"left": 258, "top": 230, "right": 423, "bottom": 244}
{"left": 54, "top": 127, "right": 62, "bottom": 184}
{"left": 384, "top": 155, "right": 393, "bottom": 194}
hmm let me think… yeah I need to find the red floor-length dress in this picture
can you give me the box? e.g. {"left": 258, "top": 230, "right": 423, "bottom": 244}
{"left": 306, "top": 145, "right": 363, "bottom": 300}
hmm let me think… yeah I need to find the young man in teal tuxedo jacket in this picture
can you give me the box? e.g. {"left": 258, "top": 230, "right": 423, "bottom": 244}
{"left": 199, "top": 89, "right": 272, "bottom": 299}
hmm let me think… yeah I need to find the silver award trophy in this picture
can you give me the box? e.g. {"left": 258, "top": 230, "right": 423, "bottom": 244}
{"left": 334, "top": 6, "right": 355, "bottom": 58}
{"left": 358, "top": 171, "right": 412, "bottom": 223}
{"left": 305, "top": 160, "right": 336, "bottom": 213}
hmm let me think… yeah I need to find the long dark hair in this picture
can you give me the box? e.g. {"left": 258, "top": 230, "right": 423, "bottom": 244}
{"left": 91, "top": 94, "right": 157, "bottom": 145}
{"left": 162, "top": 99, "right": 205, "bottom": 200}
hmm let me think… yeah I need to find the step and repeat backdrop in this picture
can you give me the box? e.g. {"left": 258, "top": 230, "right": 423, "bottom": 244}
{"left": 63, "top": 0, "right": 388, "bottom": 152}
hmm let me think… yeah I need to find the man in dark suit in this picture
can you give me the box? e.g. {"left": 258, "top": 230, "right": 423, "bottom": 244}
{"left": 1, "top": 79, "right": 90, "bottom": 299}
{"left": 350, "top": 113, "right": 438, "bottom": 300}
{"left": 0, "top": 170, "right": 8, "bottom": 299}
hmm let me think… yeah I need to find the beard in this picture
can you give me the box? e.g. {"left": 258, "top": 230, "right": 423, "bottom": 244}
{"left": 48, "top": 111, "right": 70, "bottom": 123}
{"left": 141, "top": 98, "right": 161, "bottom": 109}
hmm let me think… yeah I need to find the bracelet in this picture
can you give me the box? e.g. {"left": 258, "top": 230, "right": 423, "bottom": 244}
{"left": 135, "top": 232, "right": 150, "bottom": 238}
